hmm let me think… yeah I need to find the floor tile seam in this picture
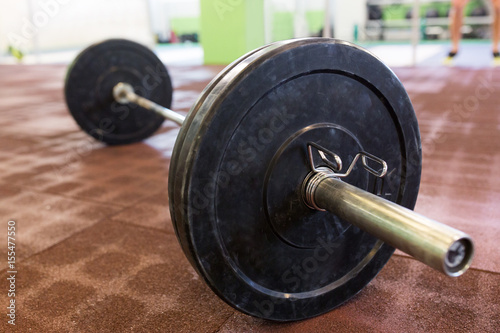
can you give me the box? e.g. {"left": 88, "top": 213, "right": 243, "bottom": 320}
{"left": 115, "top": 186, "right": 168, "bottom": 207}
{"left": 392, "top": 253, "right": 500, "bottom": 276}
{"left": 111, "top": 219, "right": 173, "bottom": 235}
{"left": 0, "top": 100, "right": 65, "bottom": 111}
{"left": 0, "top": 218, "right": 115, "bottom": 272}
{"left": 212, "top": 312, "right": 238, "bottom": 333}
{"left": 419, "top": 181, "right": 500, "bottom": 194}
{"left": 1, "top": 183, "right": 130, "bottom": 208}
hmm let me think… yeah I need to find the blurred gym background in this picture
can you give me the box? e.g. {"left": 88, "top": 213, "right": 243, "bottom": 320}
{"left": 0, "top": 0, "right": 496, "bottom": 66}
{"left": 1, "top": 2, "right": 499, "bottom": 331}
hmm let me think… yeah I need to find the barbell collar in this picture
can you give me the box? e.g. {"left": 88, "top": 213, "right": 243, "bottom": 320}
{"left": 304, "top": 168, "right": 474, "bottom": 277}
{"left": 113, "top": 82, "right": 185, "bottom": 126}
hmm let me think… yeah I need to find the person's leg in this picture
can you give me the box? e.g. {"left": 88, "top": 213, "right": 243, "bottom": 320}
{"left": 449, "top": 0, "right": 469, "bottom": 56}
{"left": 492, "top": 0, "right": 500, "bottom": 56}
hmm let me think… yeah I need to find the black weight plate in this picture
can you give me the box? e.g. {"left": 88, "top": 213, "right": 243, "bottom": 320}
{"left": 169, "top": 42, "right": 278, "bottom": 208}
{"left": 169, "top": 38, "right": 422, "bottom": 321}
{"left": 65, "top": 39, "right": 173, "bottom": 145}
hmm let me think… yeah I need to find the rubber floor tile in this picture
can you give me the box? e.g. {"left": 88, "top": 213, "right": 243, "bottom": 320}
{"left": 0, "top": 220, "right": 234, "bottom": 333}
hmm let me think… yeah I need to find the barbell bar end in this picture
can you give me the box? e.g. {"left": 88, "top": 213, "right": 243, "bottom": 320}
{"left": 303, "top": 167, "right": 474, "bottom": 278}
{"left": 112, "top": 82, "right": 135, "bottom": 104}
{"left": 112, "top": 82, "right": 185, "bottom": 126}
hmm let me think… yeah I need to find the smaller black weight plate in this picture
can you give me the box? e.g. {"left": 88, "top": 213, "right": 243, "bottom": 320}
{"left": 65, "top": 39, "right": 173, "bottom": 145}
{"left": 170, "top": 38, "right": 422, "bottom": 321}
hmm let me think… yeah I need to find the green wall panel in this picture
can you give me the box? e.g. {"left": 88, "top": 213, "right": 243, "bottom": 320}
{"left": 171, "top": 17, "right": 201, "bottom": 35}
{"left": 200, "top": 0, "right": 264, "bottom": 65}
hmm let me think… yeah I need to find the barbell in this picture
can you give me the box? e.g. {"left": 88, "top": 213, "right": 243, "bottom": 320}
{"left": 64, "top": 38, "right": 474, "bottom": 321}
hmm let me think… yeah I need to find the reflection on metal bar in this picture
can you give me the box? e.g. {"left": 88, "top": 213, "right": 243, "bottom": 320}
{"left": 303, "top": 167, "right": 474, "bottom": 277}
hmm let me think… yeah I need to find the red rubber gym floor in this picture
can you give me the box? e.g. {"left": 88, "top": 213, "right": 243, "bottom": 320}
{"left": 0, "top": 64, "right": 499, "bottom": 332}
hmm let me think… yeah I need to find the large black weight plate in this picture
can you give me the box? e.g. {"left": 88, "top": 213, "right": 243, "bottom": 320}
{"left": 65, "top": 39, "right": 173, "bottom": 145}
{"left": 169, "top": 38, "right": 422, "bottom": 321}
{"left": 169, "top": 42, "right": 279, "bottom": 200}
